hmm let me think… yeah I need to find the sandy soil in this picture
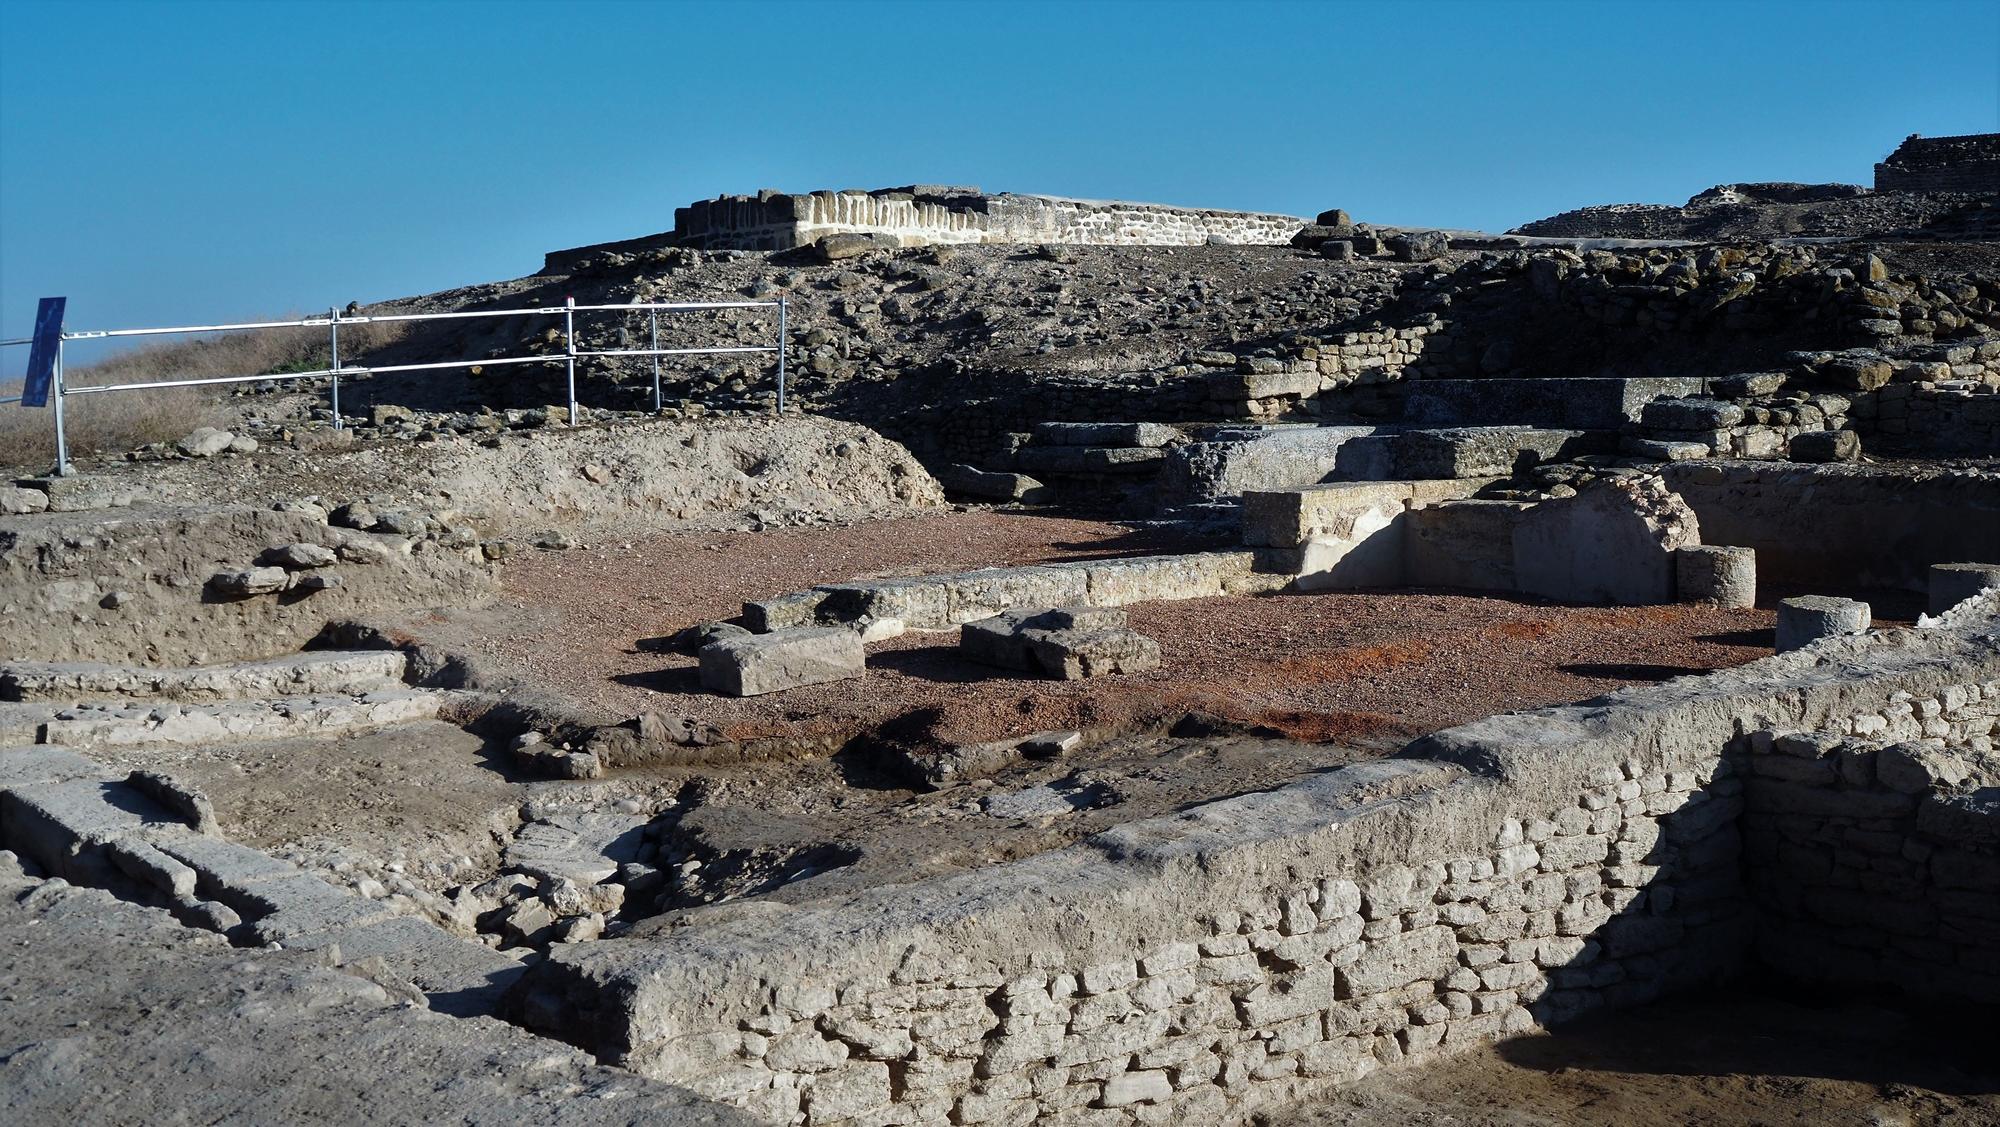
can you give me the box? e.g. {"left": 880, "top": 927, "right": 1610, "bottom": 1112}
{"left": 433, "top": 510, "right": 1777, "bottom": 750}
{"left": 1275, "top": 988, "right": 2000, "bottom": 1127}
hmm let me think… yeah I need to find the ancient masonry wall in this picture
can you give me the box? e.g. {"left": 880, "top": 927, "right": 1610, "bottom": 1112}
{"left": 1874, "top": 133, "right": 2000, "bottom": 195}
{"left": 1660, "top": 462, "right": 2000, "bottom": 594}
{"left": 519, "top": 598, "right": 2000, "bottom": 1126}
{"left": 671, "top": 190, "right": 1306, "bottom": 251}
{"left": 1741, "top": 688, "right": 2000, "bottom": 1000}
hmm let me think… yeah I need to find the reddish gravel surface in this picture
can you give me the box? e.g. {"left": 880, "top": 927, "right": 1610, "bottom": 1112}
{"left": 440, "top": 511, "right": 1777, "bottom": 750}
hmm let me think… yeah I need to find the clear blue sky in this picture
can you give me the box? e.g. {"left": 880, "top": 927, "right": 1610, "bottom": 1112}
{"left": 3, "top": 0, "right": 1996, "bottom": 348}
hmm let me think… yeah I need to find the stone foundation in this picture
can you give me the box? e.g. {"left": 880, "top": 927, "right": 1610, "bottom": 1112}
{"left": 516, "top": 596, "right": 2000, "bottom": 1125}
{"left": 667, "top": 187, "right": 1306, "bottom": 251}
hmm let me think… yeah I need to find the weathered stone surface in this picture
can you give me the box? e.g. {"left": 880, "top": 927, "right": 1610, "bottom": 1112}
{"left": 175, "top": 427, "right": 236, "bottom": 458}
{"left": 1929, "top": 562, "right": 2000, "bottom": 616}
{"left": 698, "top": 627, "right": 864, "bottom": 696}
{"left": 961, "top": 607, "right": 1157, "bottom": 679}
{"left": 1787, "top": 430, "right": 1862, "bottom": 463}
{"left": 0, "top": 486, "right": 50, "bottom": 515}
{"left": 207, "top": 567, "right": 290, "bottom": 597}
{"left": 1675, "top": 545, "right": 1756, "bottom": 608}
{"left": 1513, "top": 476, "right": 1701, "bottom": 605}
{"left": 1775, "top": 595, "right": 1870, "bottom": 652}
{"left": 1030, "top": 422, "right": 1181, "bottom": 449}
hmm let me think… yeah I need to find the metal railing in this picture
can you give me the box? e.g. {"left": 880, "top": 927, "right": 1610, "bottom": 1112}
{"left": 2, "top": 296, "right": 789, "bottom": 475}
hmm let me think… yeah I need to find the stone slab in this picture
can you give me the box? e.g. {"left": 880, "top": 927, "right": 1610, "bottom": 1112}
{"left": 699, "top": 628, "right": 865, "bottom": 697}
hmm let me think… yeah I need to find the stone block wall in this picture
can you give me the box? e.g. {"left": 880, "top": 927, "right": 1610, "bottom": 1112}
{"left": 1661, "top": 461, "right": 2000, "bottom": 593}
{"left": 1874, "top": 133, "right": 2000, "bottom": 195}
{"left": 671, "top": 189, "right": 1305, "bottom": 251}
{"left": 1739, "top": 681, "right": 2000, "bottom": 1002}
{"left": 518, "top": 598, "right": 2000, "bottom": 1125}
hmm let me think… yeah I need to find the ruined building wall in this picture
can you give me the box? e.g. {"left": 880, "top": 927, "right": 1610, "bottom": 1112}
{"left": 1875, "top": 133, "right": 2000, "bottom": 195}
{"left": 671, "top": 189, "right": 1306, "bottom": 251}
{"left": 518, "top": 599, "right": 2000, "bottom": 1126}
{"left": 1660, "top": 462, "right": 2000, "bottom": 593}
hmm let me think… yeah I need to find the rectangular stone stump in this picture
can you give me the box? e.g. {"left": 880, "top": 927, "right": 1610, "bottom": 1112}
{"left": 698, "top": 627, "right": 864, "bottom": 696}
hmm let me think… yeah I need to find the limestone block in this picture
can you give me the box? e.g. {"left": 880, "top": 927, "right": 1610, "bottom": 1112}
{"left": 1031, "top": 422, "right": 1181, "bottom": 448}
{"left": 1513, "top": 476, "right": 1701, "bottom": 605}
{"left": 1014, "top": 445, "right": 1167, "bottom": 474}
{"left": 1396, "top": 427, "right": 1602, "bottom": 479}
{"left": 1027, "top": 629, "right": 1161, "bottom": 680}
{"left": 698, "top": 627, "right": 864, "bottom": 696}
{"left": 945, "top": 567, "right": 1092, "bottom": 625}
{"left": 743, "top": 589, "right": 827, "bottom": 632}
{"left": 1787, "top": 430, "right": 1862, "bottom": 463}
{"left": 1405, "top": 501, "right": 1531, "bottom": 591}
{"left": 1675, "top": 545, "right": 1757, "bottom": 608}
{"left": 207, "top": 567, "right": 290, "bottom": 598}
{"left": 0, "top": 486, "right": 50, "bottom": 515}
{"left": 1928, "top": 562, "right": 2000, "bottom": 616}
{"left": 1775, "top": 596, "right": 1870, "bottom": 653}
{"left": 1075, "top": 552, "right": 1255, "bottom": 605}
{"left": 937, "top": 465, "right": 1052, "bottom": 504}
{"left": 816, "top": 578, "right": 950, "bottom": 630}
{"left": 1339, "top": 926, "right": 1457, "bottom": 996}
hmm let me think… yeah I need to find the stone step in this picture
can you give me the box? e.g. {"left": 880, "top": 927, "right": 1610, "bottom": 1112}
{"left": 30, "top": 689, "right": 444, "bottom": 748}
{"left": 0, "top": 650, "right": 408, "bottom": 704}
{"left": 1403, "top": 377, "right": 1705, "bottom": 429}
{"left": 0, "top": 748, "right": 522, "bottom": 1016}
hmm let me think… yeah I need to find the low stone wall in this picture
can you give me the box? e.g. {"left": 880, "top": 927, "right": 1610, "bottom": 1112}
{"left": 744, "top": 551, "right": 1292, "bottom": 634}
{"left": 516, "top": 596, "right": 2000, "bottom": 1125}
{"left": 1740, "top": 684, "right": 2000, "bottom": 1002}
{"left": 1243, "top": 476, "right": 1696, "bottom": 605}
{"left": 670, "top": 188, "right": 1305, "bottom": 251}
{"left": 1661, "top": 462, "right": 2000, "bottom": 593}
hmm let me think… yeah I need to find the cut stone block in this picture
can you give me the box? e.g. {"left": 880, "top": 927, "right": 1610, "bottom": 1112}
{"left": 1928, "top": 562, "right": 2000, "bottom": 616}
{"left": 1395, "top": 427, "right": 1604, "bottom": 480}
{"left": 0, "top": 651, "right": 407, "bottom": 704}
{"left": 936, "top": 465, "right": 1052, "bottom": 504}
{"left": 1513, "top": 476, "right": 1701, "bottom": 606}
{"left": 944, "top": 567, "right": 1092, "bottom": 625}
{"left": 742, "top": 590, "right": 827, "bottom": 633}
{"left": 1027, "top": 628, "right": 1161, "bottom": 680}
{"left": 1640, "top": 398, "right": 1745, "bottom": 430}
{"left": 1787, "top": 430, "right": 1862, "bottom": 463}
{"left": 815, "top": 578, "right": 950, "bottom": 630}
{"left": 1405, "top": 501, "right": 1531, "bottom": 591}
{"left": 1675, "top": 545, "right": 1757, "bottom": 608}
{"left": 1402, "top": 377, "right": 1704, "bottom": 429}
{"left": 1014, "top": 445, "right": 1168, "bottom": 474}
{"left": 699, "top": 627, "right": 865, "bottom": 696}
{"left": 1775, "top": 596, "right": 1870, "bottom": 653}
{"left": 959, "top": 607, "right": 1158, "bottom": 680}
{"left": 1030, "top": 422, "right": 1181, "bottom": 448}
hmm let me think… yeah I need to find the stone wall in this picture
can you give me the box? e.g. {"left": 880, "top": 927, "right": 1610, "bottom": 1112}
{"left": 671, "top": 188, "right": 1305, "bottom": 251}
{"left": 1661, "top": 462, "right": 2000, "bottom": 593}
{"left": 1874, "top": 133, "right": 2000, "bottom": 195}
{"left": 1740, "top": 681, "right": 2000, "bottom": 1003}
{"left": 518, "top": 585, "right": 2000, "bottom": 1126}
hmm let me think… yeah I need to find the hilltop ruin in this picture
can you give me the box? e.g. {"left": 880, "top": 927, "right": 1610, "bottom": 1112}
{"left": 2, "top": 131, "right": 1997, "bottom": 1125}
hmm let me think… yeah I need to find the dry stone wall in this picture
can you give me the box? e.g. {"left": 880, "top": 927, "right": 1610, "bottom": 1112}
{"left": 1740, "top": 681, "right": 2000, "bottom": 1002}
{"left": 518, "top": 598, "right": 2000, "bottom": 1126}
{"left": 671, "top": 189, "right": 1304, "bottom": 251}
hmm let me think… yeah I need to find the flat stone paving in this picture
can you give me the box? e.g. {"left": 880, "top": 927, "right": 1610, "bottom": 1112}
{"left": 0, "top": 863, "right": 752, "bottom": 1125}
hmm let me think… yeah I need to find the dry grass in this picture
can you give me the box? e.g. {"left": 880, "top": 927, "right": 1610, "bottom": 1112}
{"left": 0, "top": 316, "right": 406, "bottom": 470}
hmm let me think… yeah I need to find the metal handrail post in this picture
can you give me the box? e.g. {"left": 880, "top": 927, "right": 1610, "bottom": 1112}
{"left": 328, "top": 307, "right": 342, "bottom": 430}
{"left": 564, "top": 297, "right": 578, "bottom": 425}
{"left": 775, "top": 298, "right": 787, "bottom": 416}
{"left": 649, "top": 309, "right": 661, "bottom": 412}
{"left": 52, "top": 337, "right": 70, "bottom": 476}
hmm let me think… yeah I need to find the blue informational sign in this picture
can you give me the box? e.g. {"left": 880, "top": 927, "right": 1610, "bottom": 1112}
{"left": 20, "top": 296, "right": 65, "bottom": 408}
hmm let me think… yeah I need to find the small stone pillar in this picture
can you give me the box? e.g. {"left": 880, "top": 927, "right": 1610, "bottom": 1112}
{"left": 1675, "top": 545, "right": 1756, "bottom": 608}
{"left": 1928, "top": 562, "right": 2000, "bottom": 616}
{"left": 1775, "top": 596, "right": 1871, "bottom": 653}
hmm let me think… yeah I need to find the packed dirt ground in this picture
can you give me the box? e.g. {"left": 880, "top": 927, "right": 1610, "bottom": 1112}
{"left": 1274, "top": 988, "right": 2000, "bottom": 1127}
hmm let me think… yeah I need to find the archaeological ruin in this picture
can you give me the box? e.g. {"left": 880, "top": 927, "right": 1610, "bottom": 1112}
{"left": 2, "top": 129, "right": 1997, "bottom": 1125}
